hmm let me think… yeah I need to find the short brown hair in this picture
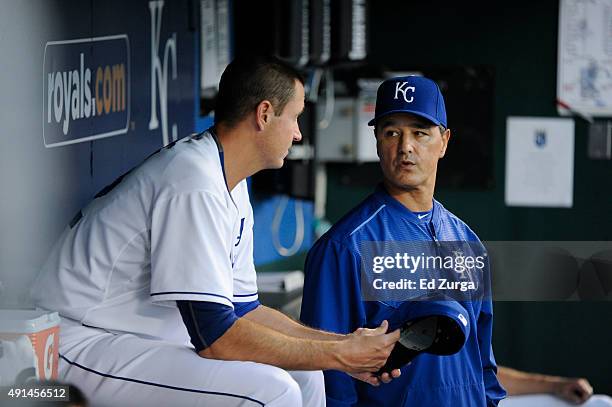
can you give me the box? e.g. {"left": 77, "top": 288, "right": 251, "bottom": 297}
{"left": 215, "top": 56, "right": 304, "bottom": 127}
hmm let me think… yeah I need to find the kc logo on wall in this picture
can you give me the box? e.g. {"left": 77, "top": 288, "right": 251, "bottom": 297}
{"left": 41, "top": 0, "right": 191, "bottom": 149}
{"left": 148, "top": 0, "right": 178, "bottom": 147}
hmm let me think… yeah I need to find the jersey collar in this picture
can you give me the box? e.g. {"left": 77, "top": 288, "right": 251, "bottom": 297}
{"left": 206, "top": 127, "right": 239, "bottom": 210}
{"left": 373, "top": 183, "right": 442, "bottom": 227}
{"left": 208, "top": 127, "right": 231, "bottom": 193}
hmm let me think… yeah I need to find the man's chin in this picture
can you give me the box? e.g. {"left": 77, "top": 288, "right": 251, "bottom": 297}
{"left": 386, "top": 177, "right": 420, "bottom": 192}
{"left": 267, "top": 159, "right": 285, "bottom": 170}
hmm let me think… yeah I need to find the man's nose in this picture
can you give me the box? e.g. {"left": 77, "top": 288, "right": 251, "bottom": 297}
{"left": 398, "top": 134, "right": 414, "bottom": 155}
{"left": 293, "top": 126, "right": 302, "bottom": 142}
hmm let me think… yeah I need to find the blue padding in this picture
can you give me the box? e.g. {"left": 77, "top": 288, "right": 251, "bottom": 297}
{"left": 233, "top": 300, "right": 260, "bottom": 317}
{"left": 176, "top": 301, "right": 238, "bottom": 352}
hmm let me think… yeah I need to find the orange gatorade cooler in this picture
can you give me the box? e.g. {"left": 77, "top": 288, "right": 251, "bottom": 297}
{"left": 0, "top": 310, "right": 60, "bottom": 384}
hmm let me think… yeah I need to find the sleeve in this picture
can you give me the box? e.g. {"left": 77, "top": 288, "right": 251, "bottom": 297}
{"left": 150, "top": 191, "right": 234, "bottom": 307}
{"left": 300, "top": 238, "right": 365, "bottom": 407}
{"left": 233, "top": 300, "right": 260, "bottom": 317}
{"left": 231, "top": 198, "right": 258, "bottom": 303}
{"left": 176, "top": 300, "right": 238, "bottom": 352}
{"left": 478, "top": 257, "right": 507, "bottom": 406}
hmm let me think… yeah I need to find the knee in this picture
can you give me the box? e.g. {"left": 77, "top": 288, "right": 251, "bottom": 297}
{"left": 587, "top": 395, "right": 612, "bottom": 407}
{"left": 288, "top": 370, "right": 325, "bottom": 407}
{"left": 292, "top": 370, "right": 325, "bottom": 394}
{"left": 265, "top": 368, "right": 302, "bottom": 407}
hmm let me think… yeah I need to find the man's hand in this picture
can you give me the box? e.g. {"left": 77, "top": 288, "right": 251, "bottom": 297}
{"left": 334, "top": 320, "right": 400, "bottom": 374}
{"left": 498, "top": 366, "right": 595, "bottom": 402}
{"left": 349, "top": 369, "right": 402, "bottom": 386}
{"left": 553, "top": 377, "right": 593, "bottom": 404}
{"left": 345, "top": 322, "right": 402, "bottom": 386}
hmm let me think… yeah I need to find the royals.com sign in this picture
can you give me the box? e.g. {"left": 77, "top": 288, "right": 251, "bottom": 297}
{"left": 42, "top": 35, "right": 130, "bottom": 148}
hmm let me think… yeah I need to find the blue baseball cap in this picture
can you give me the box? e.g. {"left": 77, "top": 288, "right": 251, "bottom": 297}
{"left": 377, "top": 299, "right": 470, "bottom": 372}
{"left": 368, "top": 75, "right": 447, "bottom": 128}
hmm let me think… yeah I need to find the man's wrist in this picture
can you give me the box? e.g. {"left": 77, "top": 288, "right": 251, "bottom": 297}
{"left": 539, "top": 375, "right": 565, "bottom": 394}
{"left": 552, "top": 377, "right": 575, "bottom": 396}
{"left": 326, "top": 340, "right": 348, "bottom": 371}
{"left": 322, "top": 331, "right": 347, "bottom": 341}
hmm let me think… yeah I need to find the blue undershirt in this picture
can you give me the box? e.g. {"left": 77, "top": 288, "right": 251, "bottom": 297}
{"left": 177, "top": 300, "right": 260, "bottom": 352}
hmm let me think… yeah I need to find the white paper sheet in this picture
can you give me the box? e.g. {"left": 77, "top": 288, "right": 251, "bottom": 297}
{"left": 557, "top": 0, "right": 612, "bottom": 116}
{"left": 505, "top": 117, "right": 575, "bottom": 208}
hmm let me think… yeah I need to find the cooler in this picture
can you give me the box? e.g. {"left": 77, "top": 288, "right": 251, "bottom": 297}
{"left": 0, "top": 309, "right": 61, "bottom": 384}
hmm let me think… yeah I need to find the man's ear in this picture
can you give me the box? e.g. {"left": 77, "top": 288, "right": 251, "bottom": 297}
{"left": 256, "top": 100, "right": 274, "bottom": 131}
{"left": 374, "top": 128, "right": 382, "bottom": 159}
{"left": 439, "top": 128, "right": 451, "bottom": 158}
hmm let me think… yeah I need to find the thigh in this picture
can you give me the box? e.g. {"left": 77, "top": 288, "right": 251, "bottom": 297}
{"left": 586, "top": 396, "right": 612, "bottom": 407}
{"left": 501, "top": 395, "right": 612, "bottom": 407}
{"left": 501, "top": 394, "right": 577, "bottom": 407}
{"left": 59, "top": 322, "right": 301, "bottom": 407}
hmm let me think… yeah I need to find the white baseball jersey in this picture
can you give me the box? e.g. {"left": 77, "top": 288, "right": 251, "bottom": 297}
{"left": 31, "top": 130, "right": 258, "bottom": 345}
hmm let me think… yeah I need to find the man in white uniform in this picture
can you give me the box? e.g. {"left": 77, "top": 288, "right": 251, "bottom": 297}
{"left": 31, "top": 56, "right": 400, "bottom": 407}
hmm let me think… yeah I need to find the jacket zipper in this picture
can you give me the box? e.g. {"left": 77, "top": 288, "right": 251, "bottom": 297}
{"left": 428, "top": 221, "right": 440, "bottom": 247}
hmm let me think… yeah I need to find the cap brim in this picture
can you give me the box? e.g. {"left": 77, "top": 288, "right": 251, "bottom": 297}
{"left": 368, "top": 109, "right": 443, "bottom": 127}
{"left": 395, "top": 299, "right": 470, "bottom": 349}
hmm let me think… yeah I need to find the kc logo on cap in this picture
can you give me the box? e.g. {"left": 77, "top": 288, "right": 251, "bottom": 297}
{"left": 368, "top": 75, "right": 447, "bottom": 128}
{"left": 394, "top": 82, "right": 416, "bottom": 103}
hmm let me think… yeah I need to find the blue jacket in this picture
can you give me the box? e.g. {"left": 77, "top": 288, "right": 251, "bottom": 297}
{"left": 300, "top": 186, "right": 506, "bottom": 406}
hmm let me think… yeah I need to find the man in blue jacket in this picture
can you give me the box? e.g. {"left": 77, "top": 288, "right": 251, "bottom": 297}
{"left": 300, "top": 75, "right": 507, "bottom": 406}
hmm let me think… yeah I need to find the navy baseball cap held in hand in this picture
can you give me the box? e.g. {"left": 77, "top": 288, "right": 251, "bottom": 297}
{"left": 368, "top": 75, "right": 447, "bottom": 128}
{"left": 378, "top": 300, "right": 469, "bottom": 372}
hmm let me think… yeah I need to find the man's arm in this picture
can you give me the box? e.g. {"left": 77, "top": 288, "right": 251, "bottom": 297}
{"left": 243, "top": 303, "right": 344, "bottom": 340}
{"left": 200, "top": 316, "right": 399, "bottom": 373}
{"left": 475, "top": 253, "right": 507, "bottom": 406}
{"left": 242, "top": 303, "right": 401, "bottom": 385}
{"left": 477, "top": 298, "right": 507, "bottom": 406}
{"left": 498, "top": 366, "right": 593, "bottom": 404}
